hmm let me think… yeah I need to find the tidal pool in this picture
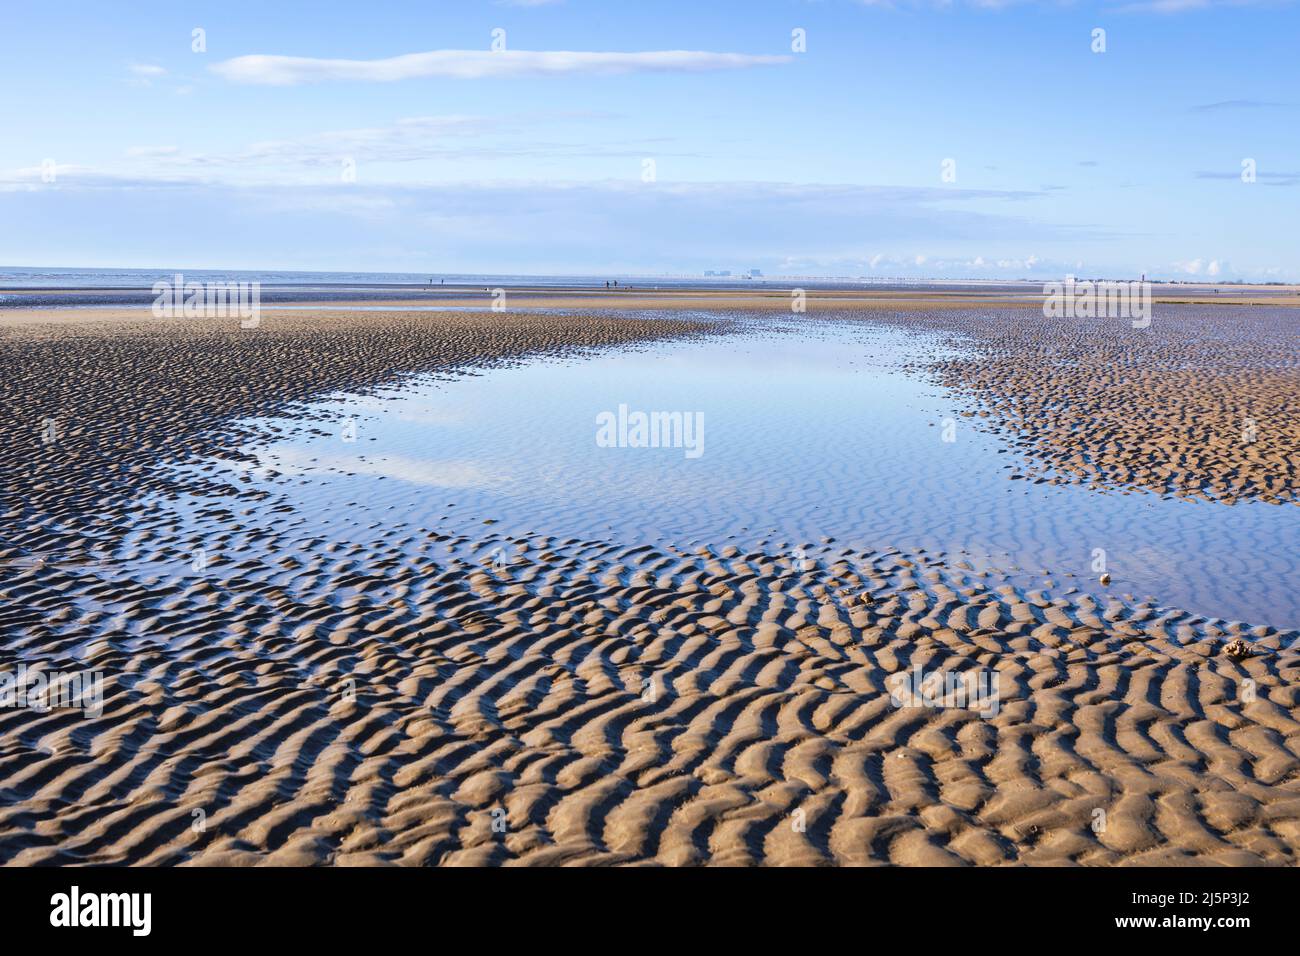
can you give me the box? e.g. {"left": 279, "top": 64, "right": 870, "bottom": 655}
{"left": 159, "top": 315, "right": 1298, "bottom": 630}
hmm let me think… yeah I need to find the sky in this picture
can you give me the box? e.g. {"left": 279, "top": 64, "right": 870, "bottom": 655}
{"left": 1, "top": 0, "right": 1297, "bottom": 280}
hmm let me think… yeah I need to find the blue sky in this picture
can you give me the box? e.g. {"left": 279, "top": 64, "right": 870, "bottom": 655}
{"left": 2, "top": 0, "right": 1297, "bottom": 279}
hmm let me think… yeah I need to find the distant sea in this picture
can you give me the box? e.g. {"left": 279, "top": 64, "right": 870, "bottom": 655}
{"left": 0, "top": 267, "right": 710, "bottom": 289}
{"left": 0, "top": 266, "right": 1045, "bottom": 308}
{"left": 0, "top": 266, "right": 1048, "bottom": 288}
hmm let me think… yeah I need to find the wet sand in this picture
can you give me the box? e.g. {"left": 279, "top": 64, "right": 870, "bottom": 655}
{"left": 909, "top": 307, "right": 1300, "bottom": 505}
{"left": 1, "top": 298, "right": 1298, "bottom": 865}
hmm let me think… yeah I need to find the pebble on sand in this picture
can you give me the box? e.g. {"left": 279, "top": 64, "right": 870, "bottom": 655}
{"left": 1224, "top": 639, "right": 1250, "bottom": 660}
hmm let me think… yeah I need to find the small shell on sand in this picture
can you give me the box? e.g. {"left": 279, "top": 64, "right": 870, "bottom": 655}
{"left": 1224, "top": 639, "right": 1250, "bottom": 660}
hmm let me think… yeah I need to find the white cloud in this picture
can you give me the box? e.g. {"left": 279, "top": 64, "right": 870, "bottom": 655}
{"left": 210, "top": 49, "right": 790, "bottom": 85}
{"left": 1172, "top": 257, "right": 1231, "bottom": 276}
{"left": 774, "top": 252, "right": 1063, "bottom": 278}
{"left": 129, "top": 63, "right": 167, "bottom": 77}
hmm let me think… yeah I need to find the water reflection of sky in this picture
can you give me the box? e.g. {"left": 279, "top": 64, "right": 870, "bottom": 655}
{"left": 190, "top": 318, "right": 1297, "bottom": 629}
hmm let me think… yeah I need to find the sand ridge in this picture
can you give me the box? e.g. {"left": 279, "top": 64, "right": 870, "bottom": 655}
{"left": 0, "top": 308, "right": 727, "bottom": 564}
{"left": 2, "top": 530, "right": 1298, "bottom": 865}
{"left": 902, "top": 306, "right": 1300, "bottom": 504}
{"left": 1, "top": 305, "right": 1298, "bottom": 865}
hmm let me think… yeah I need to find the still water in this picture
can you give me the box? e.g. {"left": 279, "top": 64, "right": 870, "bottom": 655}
{"left": 164, "top": 316, "right": 1297, "bottom": 629}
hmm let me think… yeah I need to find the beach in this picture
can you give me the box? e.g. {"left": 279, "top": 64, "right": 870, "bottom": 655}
{"left": 1, "top": 291, "right": 1298, "bottom": 865}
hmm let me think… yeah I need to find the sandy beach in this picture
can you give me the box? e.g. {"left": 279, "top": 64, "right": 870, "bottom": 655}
{"left": 1, "top": 293, "right": 1298, "bottom": 865}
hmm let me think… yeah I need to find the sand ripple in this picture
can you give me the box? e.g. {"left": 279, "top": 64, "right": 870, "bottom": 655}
{"left": 2, "top": 305, "right": 1297, "bottom": 865}
{"left": 1, "top": 534, "right": 1298, "bottom": 865}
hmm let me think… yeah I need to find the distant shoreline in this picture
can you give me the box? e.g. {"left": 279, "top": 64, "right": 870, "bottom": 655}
{"left": 3, "top": 281, "right": 1299, "bottom": 312}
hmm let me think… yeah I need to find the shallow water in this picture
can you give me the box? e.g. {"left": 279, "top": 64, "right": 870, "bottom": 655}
{"left": 163, "top": 316, "right": 1297, "bottom": 629}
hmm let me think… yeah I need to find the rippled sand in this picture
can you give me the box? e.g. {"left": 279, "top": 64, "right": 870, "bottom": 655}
{"left": 1, "top": 300, "right": 1297, "bottom": 865}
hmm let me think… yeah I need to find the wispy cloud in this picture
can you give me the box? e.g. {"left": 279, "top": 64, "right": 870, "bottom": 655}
{"left": 0, "top": 174, "right": 1088, "bottom": 271}
{"left": 76, "top": 112, "right": 683, "bottom": 184}
{"left": 1190, "top": 99, "right": 1293, "bottom": 112}
{"left": 855, "top": 0, "right": 1038, "bottom": 8}
{"left": 1112, "top": 0, "right": 1291, "bottom": 12}
{"left": 125, "top": 145, "right": 181, "bottom": 158}
{"left": 211, "top": 49, "right": 790, "bottom": 85}
{"left": 126, "top": 62, "right": 169, "bottom": 88}
{"left": 1115, "top": 0, "right": 1212, "bottom": 11}
{"left": 861, "top": 0, "right": 1294, "bottom": 10}
{"left": 1196, "top": 169, "right": 1300, "bottom": 185}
